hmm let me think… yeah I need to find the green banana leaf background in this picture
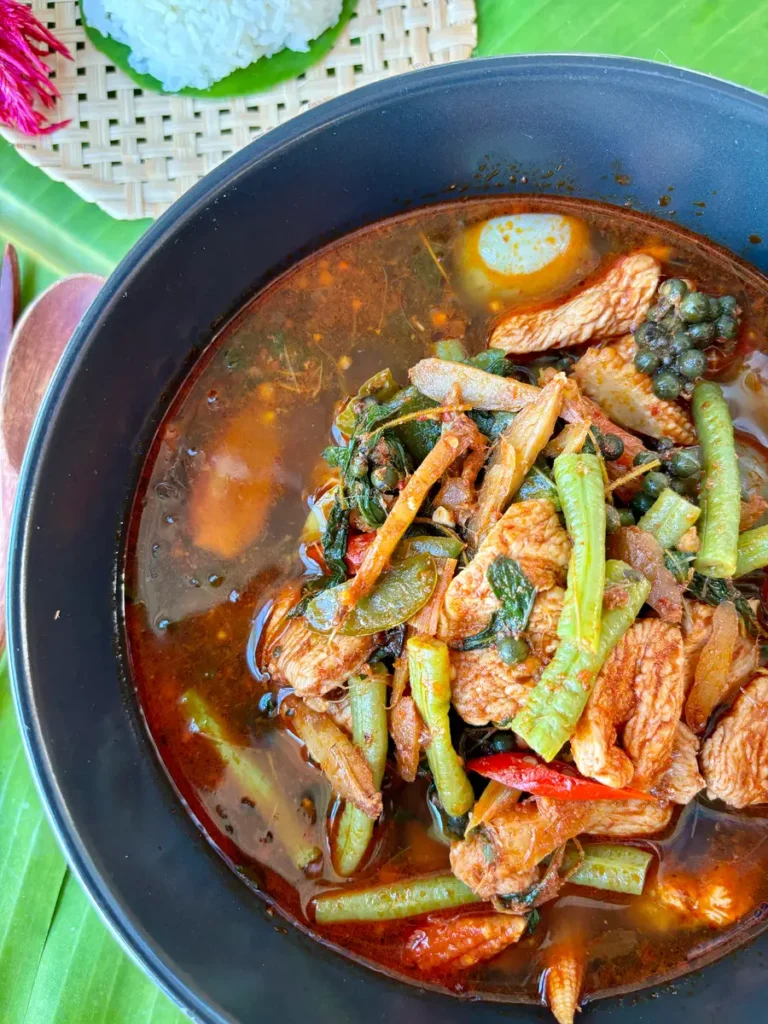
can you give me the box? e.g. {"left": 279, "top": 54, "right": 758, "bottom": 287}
{"left": 2, "top": 0, "right": 768, "bottom": 1019}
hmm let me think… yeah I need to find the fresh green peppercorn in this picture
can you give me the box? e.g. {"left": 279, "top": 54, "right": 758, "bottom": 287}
{"left": 706, "top": 296, "right": 722, "bottom": 320}
{"left": 634, "top": 450, "right": 659, "bottom": 467}
{"left": 670, "top": 330, "right": 693, "bottom": 356}
{"left": 659, "top": 278, "right": 688, "bottom": 302}
{"left": 659, "top": 313, "right": 679, "bottom": 334}
{"left": 715, "top": 314, "right": 738, "bottom": 340}
{"left": 634, "top": 349, "right": 661, "bottom": 375}
{"left": 647, "top": 299, "right": 673, "bottom": 322}
{"left": 680, "top": 379, "right": 696, "bottom": 400}
{"left": 642, "top": 471, "right": 670, "bottom": 498}
{"left": 669, "top": 448, "right": 701, "bottom": 478}
{"left": 498, "top": 636, "right": 530, "bottom": 666}
{"left": 488, "top": 731, "right": 517, "bottom": 754}
{"left": 718, "top": 295, "right": 738, "bottom": 315}
{"left": 605, "top": 505, "right": 622, "bottom": 533}
{"left": 686, "top": 321, "right": 716, "bottom": 346}
{"left": 679, "top": 291, "right": 711, "bottom": 323}
{"left": 669, "top": 476, "right": 692, "bottom": 496}
{"left": 630, "top": 492, "right": 656, "bottom": 518}
{"left": 350, "top": 452, "right": 369, "bottom": 478}
{"left": 618, "top": 508, "right": 636, "bottom": 527}
{"left": 657, "top": 437, "right": 675, "bottom": 453}
{"left": 661, "top": 352, "right": 676, "bottom": 367}
{"left": 553, "top": 355, "right": 574, "bottom": 372}
{"left": 652, "top": 369, "right": 682, "bottom": 400}
{"left": 599, "top": 433, "right": 625, "bottom": 462}
{"left": 634, "top": 322, "right": 662, "bottom": 347}
{"left": 677, "top": 349, "right": 707, "bottom": 380}
{"left": 370, "top": 464, "right": 400, "bottom": 491}
{"left": 647, "top": 330, "right": 671, "bottom": 353}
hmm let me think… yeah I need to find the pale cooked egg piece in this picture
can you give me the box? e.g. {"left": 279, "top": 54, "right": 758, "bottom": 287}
{"left": 455, "top": 213, "right": 597, "bottom": 307}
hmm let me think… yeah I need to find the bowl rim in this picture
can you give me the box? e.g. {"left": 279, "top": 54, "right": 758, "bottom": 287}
{"left": 8, "top": 52, "right": 768, "bottom": 1022}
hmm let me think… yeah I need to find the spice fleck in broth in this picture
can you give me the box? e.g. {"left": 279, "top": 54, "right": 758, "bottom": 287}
{"left": 125, "top": 197, "right": 768, "bottom": 1013}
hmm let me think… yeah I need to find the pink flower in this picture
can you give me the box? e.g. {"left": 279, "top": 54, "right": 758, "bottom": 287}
{"left": 0, "top": 0, "right": 72, "bottom": 136}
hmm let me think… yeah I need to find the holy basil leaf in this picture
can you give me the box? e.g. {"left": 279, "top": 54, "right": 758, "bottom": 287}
{"left": 664, "top": 548, "right": 695, "bottom": 584}
{"left": 322, "top": 445, "right": 348, "bottom": 470}
{"left": 685, "top": 570, "right": 757, "bottom": 632}
{"left": 322, "top": 497, "right": 349, "bottom": 566}
{"left": 455, "top": 557, "right": 536, "bottom": 651}
{"left": 487, "top": 556, "right": 537, "bottom": 633}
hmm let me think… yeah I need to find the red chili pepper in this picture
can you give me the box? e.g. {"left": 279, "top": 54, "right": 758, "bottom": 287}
{"left": 465, "top": 752, "right": 654, "bottom": 801}
{"left": 344, "top": 531, "right": 376, "bottom": 573}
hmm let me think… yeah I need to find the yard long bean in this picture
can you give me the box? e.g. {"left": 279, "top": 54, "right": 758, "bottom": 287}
{"left": 408, "top": 636, "right": 474, "bottom": 817}
{"left": 692, "top": 382, "right": 740, "bottom": 578}
{"left": 637, "top": 488, "right": 700, "bottom": 549}
{"left": 735, "top": 523, "right": 768, "bottom": 577}
{"left": 314, "top": 874, "right": 480, "bottom": 924}
{"left": 512, "top": 561, "right": 650, "bottom": 761}
{"left": 334, "top": 668, "right": 389, "bottom": 876}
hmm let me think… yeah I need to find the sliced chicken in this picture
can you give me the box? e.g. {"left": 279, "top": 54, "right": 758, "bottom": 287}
{"left": 450, "top": 795, "right": 671, "bottom": 898}
{"left": 266, "top": 616, "right": 377, "bottom": 697}
{"left": 439, "top": 499, "right": 570, "bottom": 645}
{"left": 571, "top": 619, "right": 685, "bottom": 790}
{"left": 681, "top": 599, "right": 757, "bottom": 696}
{"left": 572, "top": 336, "right": 696, "bottom": 444}
{"left": 450, "top": 588, "right": 564, "bottom": 725}
{"left": 489, "top": 252, "right": 660, "bottom": 354}
{"left": 700, "top": 675, "right": 768, "bottom": 808}
{"left": 450, "top": 647, "right": 540, "bottom": 727}
{"left": 653, "top": 722, "right": 704, "bottom": 804}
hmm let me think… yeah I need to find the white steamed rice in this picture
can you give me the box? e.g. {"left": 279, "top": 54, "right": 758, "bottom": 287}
{"left": 82, "top": 0, "right": 343, "bottom": 92}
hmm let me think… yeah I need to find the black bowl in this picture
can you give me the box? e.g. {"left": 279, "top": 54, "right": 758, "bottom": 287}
{"left": 9, "top": 55, "right": 768, "bottom": 1024}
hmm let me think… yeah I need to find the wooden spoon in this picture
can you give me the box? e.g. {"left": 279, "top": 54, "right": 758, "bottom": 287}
{"left": 0, "top": 262, "right": 104, "bottom": 646}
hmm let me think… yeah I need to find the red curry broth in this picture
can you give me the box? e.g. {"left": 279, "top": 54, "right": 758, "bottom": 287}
{"left": 124, "top": 196, "right": 768, "bottom": 1003}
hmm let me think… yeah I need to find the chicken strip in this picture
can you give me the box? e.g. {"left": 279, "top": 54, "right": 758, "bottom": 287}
{"left": 450, "top": 588, "right": 564, "bottom": 726}
{"left": 450, "top": 796, "right": 671, "bottom": 898}
{"left": 266, "top": 616, "right": 376, "bottom": 697}
{"left": 489, "top": 252, "right": 660, "bottom": 354}
{"left": 572, "top": 336, "right": 696, "bottom": 444}
{"left": 439, "top": 499, "right": 570, "bottom": 645}
{"left": 681, "top": 599, "right": 757, "bottom": 696}
{"left": 700, "top": 675, "right": 768, "bottom": 808}
{"left": 571, "top": 619, "right": 685, "bottom": 791}
{"left": 653, "top": 722, "right": 704, "bottom": 804}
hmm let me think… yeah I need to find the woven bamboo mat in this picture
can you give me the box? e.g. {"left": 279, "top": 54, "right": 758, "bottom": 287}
{"left": 1, "top": 0, "right": 477, "bottom": 220}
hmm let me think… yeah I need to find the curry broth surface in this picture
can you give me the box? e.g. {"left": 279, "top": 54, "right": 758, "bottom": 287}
{"left": 124, "top": 197, "right": 768, "bottom": 1002}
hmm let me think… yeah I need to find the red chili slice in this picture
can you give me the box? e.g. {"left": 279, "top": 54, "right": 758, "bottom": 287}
{"left": 465, "top": 752, "right": 654, "bottom": 801}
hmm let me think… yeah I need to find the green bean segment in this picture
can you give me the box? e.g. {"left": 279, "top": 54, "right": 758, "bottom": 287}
{"left": 692, "top": 382, "right": 740, "bottom": 578}
{"left": 408, "top": 636, "right": 475, "bottom": 817}
{"left": 637, "top": 487, "right": 700, "bottom": 548}
{"left": 735, "top": 523, "right": 768, "bottom": 577}
{"left": 564, "top": 843, "right": 653, "bottom": 896}
{"left": 512, "top": 561, "right": 650, "bottom": 761}
{"left": 553, "top": 453, "right": 606, "bottom": 652}
{"left": 314, "top": 874, "right": 480, "bottom": 923}
{"left": 181, "top": 691, "right": 321, "bottom": 870}
{"left": 334, "top": 669, "right": 389, "bottom": 876}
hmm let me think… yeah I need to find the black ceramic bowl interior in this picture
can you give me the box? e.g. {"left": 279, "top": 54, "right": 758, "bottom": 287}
{"left": 9, "top": 56, "right": 768, "bottom": 1024}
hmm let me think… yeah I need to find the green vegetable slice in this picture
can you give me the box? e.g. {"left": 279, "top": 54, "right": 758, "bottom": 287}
{"left": 81, "top": 0, "right": 358, "bottom": 98}
{"left": 399, "top": 534, "right": 465, "bottom": 560}
{"left": 564, "top": 843, "right": 653, "bottom": 895}
{"left": 304, "top": 553, "right": 437, "bottom": 635}
{"left": 314, "top": 873, "right": 479, "bottom": 924}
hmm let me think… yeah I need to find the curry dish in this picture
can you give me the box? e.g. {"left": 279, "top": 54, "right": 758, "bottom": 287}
{"left": 125, "top": 198, "right": 768, "bottom": 1021}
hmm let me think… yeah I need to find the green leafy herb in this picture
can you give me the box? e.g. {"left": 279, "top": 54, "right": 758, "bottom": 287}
{"left": 469, "top": 350, "right": 516, "bottom": 376}
{"left": 664, "top": 548, "right": 695, "bottom": 584}
{"left": 291, "top": 496, "right": 349, "bottom": 616}
{"left": 321, "top": 445, "right": 347, "bottom": 470}
{"left": 526, "top": 908, "right": 541, "bottom": 935}
{"left": 515, "top": 464, "right": 561, "bottom": 509}
{"left": 685, "top": 570, "right": 757, "bottom": 631}
{"left": 456, "top": 556, "right": 536, "bottom": 651}
{"left": 469, "top": 409, "right": 516, "bottom": 442}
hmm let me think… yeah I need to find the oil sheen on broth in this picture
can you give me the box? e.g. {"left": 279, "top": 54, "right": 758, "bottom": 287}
{"left": 124, "top": 197, "right": 768, "bottom": 1004}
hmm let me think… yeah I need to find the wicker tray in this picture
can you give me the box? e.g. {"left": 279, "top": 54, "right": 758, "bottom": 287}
{"left": 1, "top": 0, "right": 476, "bottom": 220}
